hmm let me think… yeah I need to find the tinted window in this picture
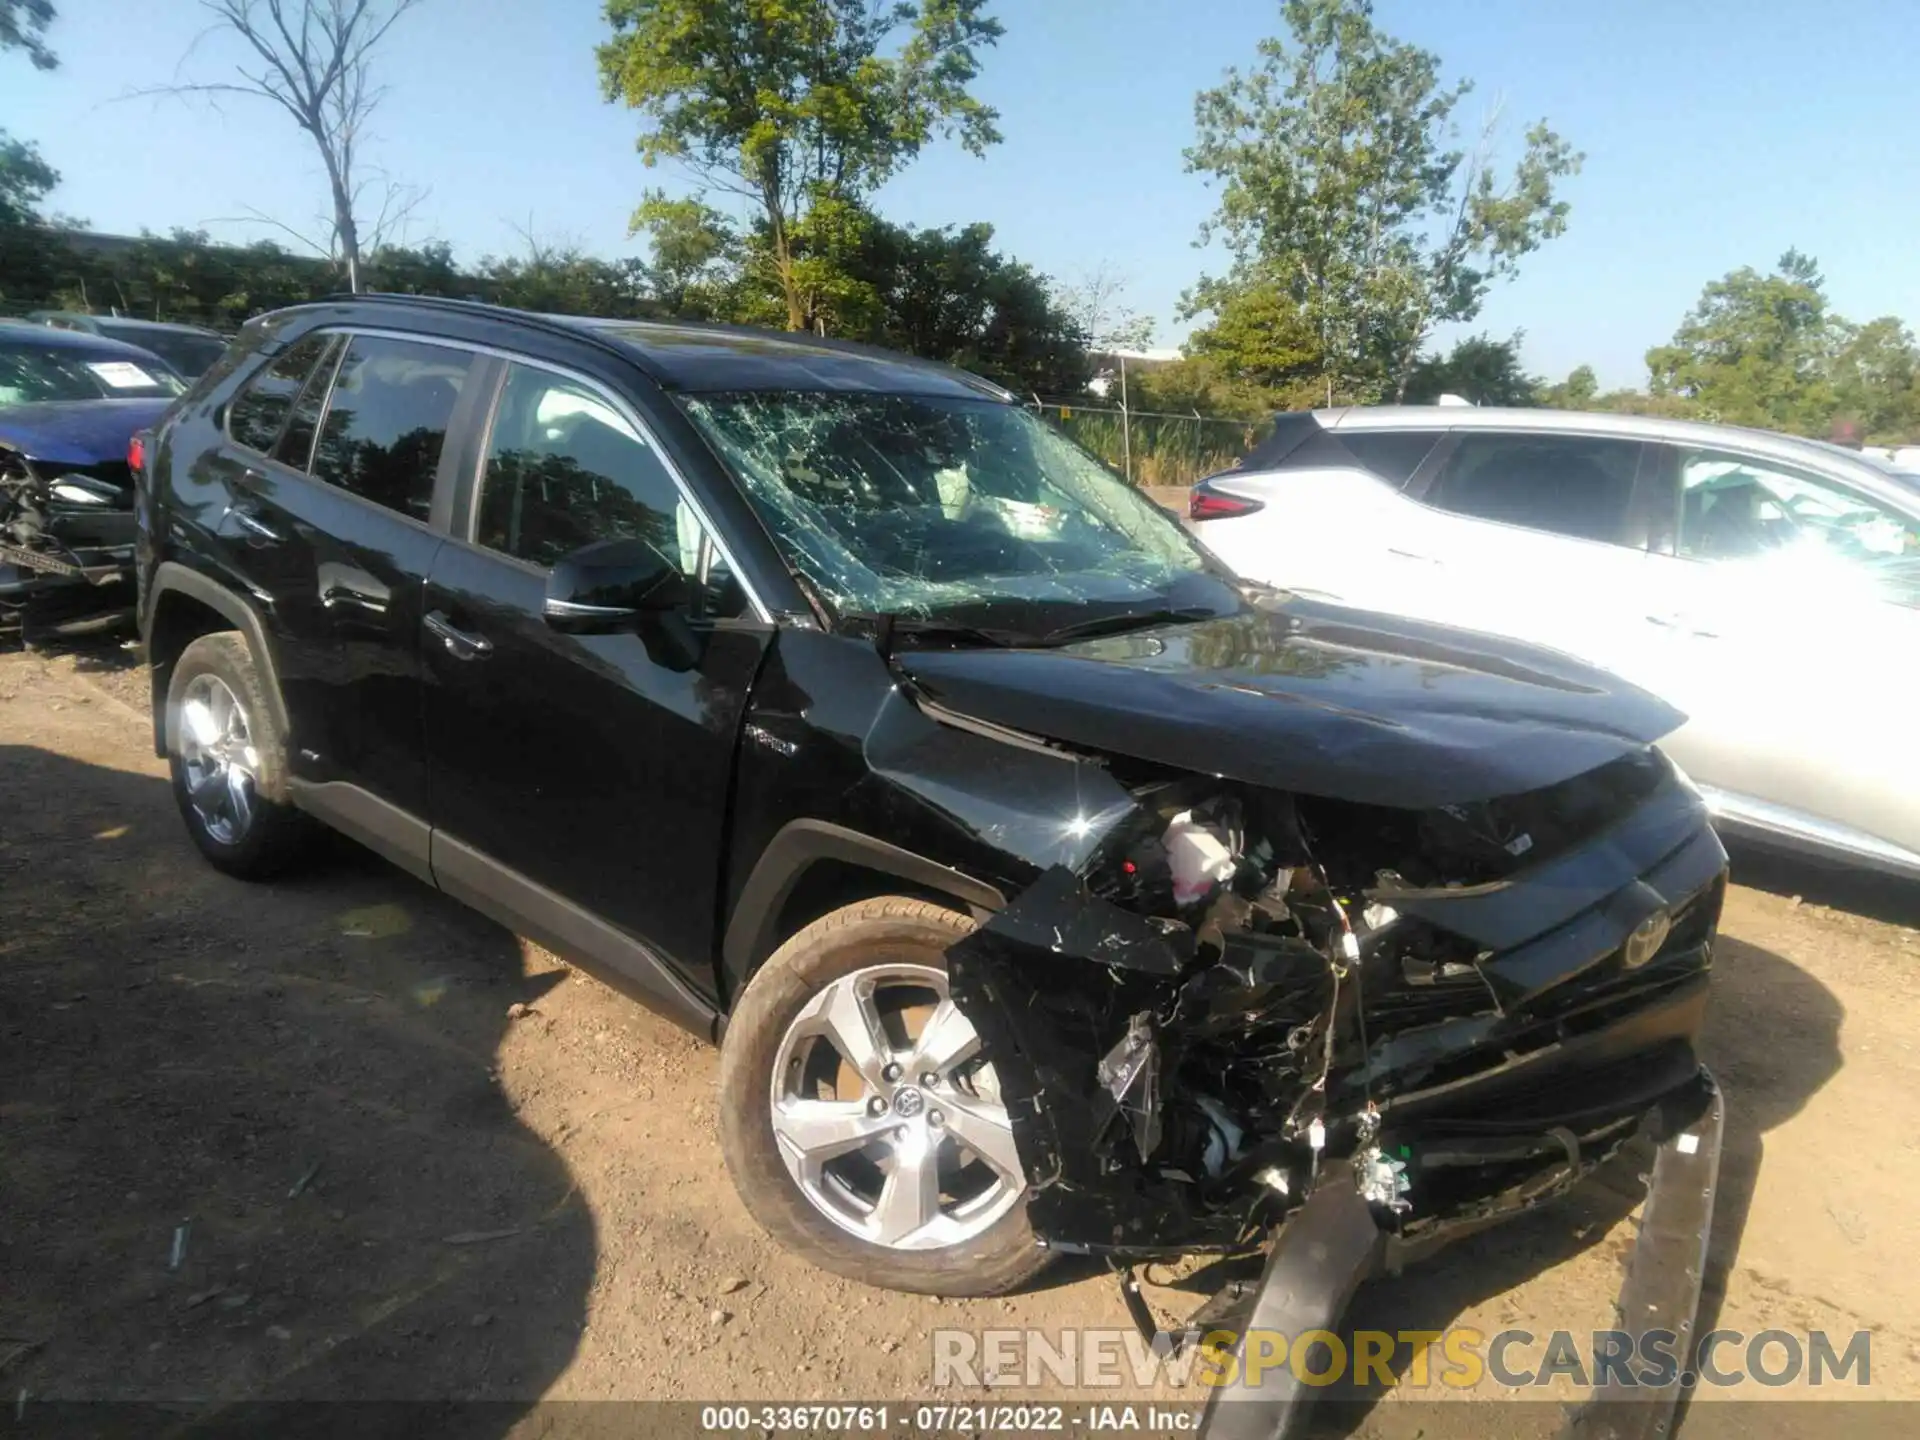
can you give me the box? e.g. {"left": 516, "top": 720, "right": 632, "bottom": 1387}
{"left": 310, "top": 335, "right": 469, "bottom": 521}
{"left": 1339, "top": 430, "right": 1442, "bottom": 487}
{"left": 476, "top": 364, "right": 746, "bottom": 614}
{"left": 1424, "top": 433, "right": 1641, "bottom": 544}
{"left": 228, "top": 334, "right": 335, "bottom": 455}
{"left": 276, "top": 337, "right": 343, "bottom": 473}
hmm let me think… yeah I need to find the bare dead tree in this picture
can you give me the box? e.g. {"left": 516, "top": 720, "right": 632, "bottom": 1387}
{"left": 152, "top": 1, "right": 425, "bottom": 291}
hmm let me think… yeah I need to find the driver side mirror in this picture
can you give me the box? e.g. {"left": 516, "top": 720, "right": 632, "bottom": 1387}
{"left": 543, "top": 536, "right": 687, "bottom": 634}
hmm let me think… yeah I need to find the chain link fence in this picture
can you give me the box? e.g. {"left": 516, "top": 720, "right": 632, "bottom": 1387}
{"left": 1029, "top": 399, "right": 1269, "bottom": 488}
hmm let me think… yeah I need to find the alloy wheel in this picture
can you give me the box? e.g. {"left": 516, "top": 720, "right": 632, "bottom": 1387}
{"left": 177, "top": 673, "right": 260, "bottom": 846}
{"left": 769, "top": 962, "right": 1024, "bottom": 1251}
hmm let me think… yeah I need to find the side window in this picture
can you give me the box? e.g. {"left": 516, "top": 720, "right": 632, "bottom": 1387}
{"left": 276, "top": 337, "right": 343, "bottom": 474}
{"left": 475, "top": 364, "right": 744, "bottom": 616}
{"left": 1337, "top": 430, "right": 1442, "bottom": 488}
{"left": 310, "top": 335, "right": 470, "bottom": 521}
{"left": 1674, "top": 450, "right": 1920, "bottom": 602}
{"left": 226, "top": 334, "right": 335, "bottom": 456}
{"left": 1423, "top": 432, "right": 1642, "bottom": 545}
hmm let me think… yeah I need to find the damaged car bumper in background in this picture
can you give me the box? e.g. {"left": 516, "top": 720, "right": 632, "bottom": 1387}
{"left": 0, "top": 409, "right": 159, "bottom": 644}
{"left": 0, "top": 453, "right": 140, "bottom": 643}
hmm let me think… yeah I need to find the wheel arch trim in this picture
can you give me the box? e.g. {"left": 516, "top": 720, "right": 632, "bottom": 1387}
{"left": 143, "top": 560, "right": 289, "bottom": 756}
{"left": 722, "top": 820, "right": 1006, "bottom": 998}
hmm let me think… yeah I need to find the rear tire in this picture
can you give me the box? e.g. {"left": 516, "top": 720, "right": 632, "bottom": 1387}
{"left": 718, "top": 896, "right": 1050, "bottom": 1296}
{"left": 165, "top": 631, "right": 312, "bottom": 880}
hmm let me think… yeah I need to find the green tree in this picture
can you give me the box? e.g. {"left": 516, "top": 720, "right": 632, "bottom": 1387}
{"left": 1183, "top": 275, "right": 1324, "bottom": 390}
{"left": 1646, "top": 250, "right": 1838, "bottom": 432}
{"left": 1829, "top": 316, "right": 1920, "bottom": 442}
{"left": 0, "top": 0, "right": 59, "bottom": 296}
{"left": 631, "top": 192, "right": 740, "bottom": 319}
{"left": 0, "top": 132, "right": 56, "bottom": 228}
{"left": 1539, "top": 363, "right": 1599, "bottom": 409}
{"left": 861, "top": 220, "right": 1087, "bottom": 395}
{"left": 1, "top": 0, "right": 55, "bottom": 69}
{"left": 1400, "top": 332, "right": 1539, "bottom": 406}
{"left": 598, "top": 0, "right": 1004, "bottom": 334}
{"left": 1183, "top": 0, "right": 1580, "bottom": 403}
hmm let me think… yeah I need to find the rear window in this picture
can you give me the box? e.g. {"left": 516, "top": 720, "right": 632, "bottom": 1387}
{"left": 98, "top": 324, "right": 228, "bottom": 378}
{"left": 227, "top": 334, "right": 336, "bottom": 456}
{"left": 1339, "top": 430, "right": 1443, "bottom": 487}
{"left": 0, "top": 340, "right": 186, "bottom": 402}
{"left": 1238, "top": 416, "right": 1439, "bottom": 488}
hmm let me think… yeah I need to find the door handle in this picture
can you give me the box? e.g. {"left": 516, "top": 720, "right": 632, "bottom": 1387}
{"left": 424, "top": 610, "right": 494, "bottom": 660}
{"left": 226, "top": 502, "right": 284, "bottom": 544}
{"left": 1386, "top": 547, "right": 1437, "bottom": 564}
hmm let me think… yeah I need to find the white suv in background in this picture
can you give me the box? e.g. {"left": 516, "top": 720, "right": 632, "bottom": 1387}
{"left": 1191, "top": 406, "right": 1920, "bottom": 880}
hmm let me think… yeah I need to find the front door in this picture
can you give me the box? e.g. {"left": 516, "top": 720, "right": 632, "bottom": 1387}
{"left": 421, "top": 359, "right": 772, "bottom": 1005}
{"left": 1634, "top": 442, "right": 1920, "bottom": 861}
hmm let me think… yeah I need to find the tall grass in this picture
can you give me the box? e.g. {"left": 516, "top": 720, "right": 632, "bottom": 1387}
{"left": 1040, "top": 404, "right": 1269, "bottom": 486}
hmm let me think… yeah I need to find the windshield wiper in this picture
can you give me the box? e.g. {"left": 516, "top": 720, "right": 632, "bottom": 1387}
{"left": 1031, "top": 606, "right": 1221, "bottom": 645}
{"left": 850, "top": 611, "right": 1023, "bottom": 659}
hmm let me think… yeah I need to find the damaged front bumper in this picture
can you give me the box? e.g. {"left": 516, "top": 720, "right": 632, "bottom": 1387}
{"left": 935, "top": 736, "right": 1729, "bottom": 1431}
{"left": 1198, "top": 1068, "right": 1724, "bottom": 1440}
{"left": 946, "top": 759, "right": 1724, "bottom": 1258}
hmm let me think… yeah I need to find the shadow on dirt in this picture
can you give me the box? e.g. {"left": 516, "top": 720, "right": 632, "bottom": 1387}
{"left": 1233, "top": 933, "right": 1843, "bottom": 1439}
{"left": 0, "top": 744, "right": 594, "bottom": 1436}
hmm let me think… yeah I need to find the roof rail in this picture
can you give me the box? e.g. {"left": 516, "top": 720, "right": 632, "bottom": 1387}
{"left": 306, "top": 292, "right": 1013, "bottom": 400}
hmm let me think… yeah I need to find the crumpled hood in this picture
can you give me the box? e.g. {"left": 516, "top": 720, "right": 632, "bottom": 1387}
{"left": 893, "top": 595, "right": 1686, "bottom": 808}
{"left": 0, "top": 400, "right": 171, "bottom": 468}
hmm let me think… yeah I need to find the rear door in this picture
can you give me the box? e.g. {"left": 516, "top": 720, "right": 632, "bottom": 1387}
{"left": 202, "top": 330, "right": 474, "bottom": 833}
{"left": 420, "top": 356, "right": 773, "bottom": 1006}
{"left": 1401, "top": 429, "right": 1656, "bottom": 671}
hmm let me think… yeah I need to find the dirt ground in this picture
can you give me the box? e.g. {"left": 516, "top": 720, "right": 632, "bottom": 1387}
{"left": 3, "top": 639, "right": 1917, "bottom": 1437}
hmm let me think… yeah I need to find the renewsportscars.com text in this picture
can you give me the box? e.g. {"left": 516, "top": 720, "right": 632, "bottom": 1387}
{"left": 932, "top": 1326, "right": 1872, "bottom": 1391}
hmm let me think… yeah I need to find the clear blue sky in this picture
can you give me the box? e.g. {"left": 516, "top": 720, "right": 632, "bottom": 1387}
{"left": 11, "top": 0, "right": 1918, "bottom": 388}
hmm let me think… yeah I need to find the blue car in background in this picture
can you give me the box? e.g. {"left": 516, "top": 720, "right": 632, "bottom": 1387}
{"left": 28, "top": 311, "right": 231, "bottom": 380}
{"left": 0, "top": 323, "right": 187, "bottom": 643}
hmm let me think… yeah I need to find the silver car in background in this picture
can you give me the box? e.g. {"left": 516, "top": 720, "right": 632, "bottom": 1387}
{"left": 1190, "top": 405, "right": 1920, "bottom": 880}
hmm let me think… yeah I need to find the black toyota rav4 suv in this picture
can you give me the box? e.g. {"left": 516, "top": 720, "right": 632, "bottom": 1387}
{"left": 137, "top": 298, "right": 1724, "bottom": 1381}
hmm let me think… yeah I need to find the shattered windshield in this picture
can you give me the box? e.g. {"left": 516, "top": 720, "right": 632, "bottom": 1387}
{"left": 678, "top": 390, "right": 1224, "bottom": 628}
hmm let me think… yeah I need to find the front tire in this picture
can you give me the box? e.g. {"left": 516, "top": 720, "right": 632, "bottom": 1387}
{"left": 165, "top": 631, "right": 311, "bottom": 880}
{"left": 718, "top": 896, "right": 1049, "bottom": 1296}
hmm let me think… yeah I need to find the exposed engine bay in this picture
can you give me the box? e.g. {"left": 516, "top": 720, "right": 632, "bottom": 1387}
{"left": 940, "top": 739, "right": 1725, "bottom": 1259}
